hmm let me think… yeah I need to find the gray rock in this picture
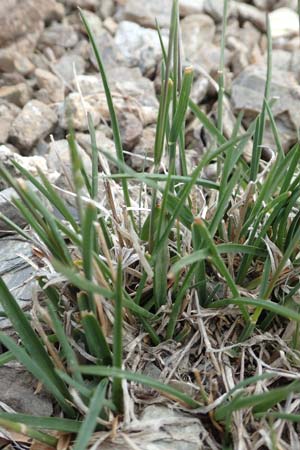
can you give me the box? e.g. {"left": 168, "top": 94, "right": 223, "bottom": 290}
{"left": 0, "top": 187, "right": 27, "bottom": 234}
{"left": 117, "top": 0, "right": 172, "bottom": 28}
{"left": 204, "top": 0, "right": 234, "bottom": 22}
{"left": 47, "top": 139, "right": 92, "bottom": 190}
{"left": 9, "top": 100, "right": 57, "bottom": 153}
{"left": 0, "top": 238, "right": 34, "bottom": 325}
{"left": 90, "top": 30, "right": 126, "bottom": 71}
{"left": 115, "top": 21, "right": 167, "bottom": 76}
{"left": 35, "top": 68, "right": 65, "bottom": 103}
{"left": 181, "top": 14, "right": 216, "bottom": 65}
{"left": 0, "top": 102, "right": 21, "bottom": 144}
{"left": 0, "top": 0, "right": 64, "bottom": 47}
{"left": 0, "top": 145, "right": 48, "bottom": 190}
{"left": 98, "top": 0, "right": 115, "bottom": 19}
{"left": 231, "top": 65, "right": 300, "bottom": 130}
{"left": 291, "top": 49, "right": 300, "bottom": 81}
{"left": 61, "top": 67, "right": 158, "bottom": 129}
{"left": 63, "top": 0, "right": 99, "bottom": 8}
{"left": 234, "top": 2, "right": 266, "bottom": 31}
{"left": 0, "top": 366, "right": 53, "bottom": 415}
{"left": 0, "top": 83, "right": 32, "bottom": 107}
{"left": 78, "top": 10, "right": 104, "bottom": 37}
{"left": 0, "top": 47, "right": 35, "bottom": 75}
{"left": 130, "top": 126, "right": 156, "bottom": 170}
{"left": 119, "top": 112, "right": 143, "bottom": 151}
{"left": 39, "top": 22, "right": 78, "bottom": 48}
{"left": 76, "top": 130, "right": 117, "bottom": 168}
{"left": 52, "top": 53, "right": 86, "bottom": 84}
{"left": 58, "top": 92, "right": 103, "bottom": 131}
{"left": 269, "top": 7, "right": 299, "bottom": 39}
{"left": 179, "top": 0, "right": 204, "bottom": 16}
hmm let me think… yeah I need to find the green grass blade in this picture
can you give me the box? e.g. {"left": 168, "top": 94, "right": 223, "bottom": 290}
{"left": 73, "top": 379, "right": 108, "bottom": 450}
{"left": 112, "top": 259, "right": 123, "bottom": 411}
{"left": 77, "top": 366, "right": 200, "bottom": 408}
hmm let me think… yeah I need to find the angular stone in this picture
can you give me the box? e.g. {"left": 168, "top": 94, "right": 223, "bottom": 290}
{"left": 130, "top": 126, "right": 156, "bottom": 170}
{"left": 204, "top": 0, "right": 234, "bottom": 22}
{"left": 35, "top": 68, "right": 64, "bottom": 103}
{"left": 234, "top": 2, "right": 266, "bottom": 31}
{"left": 119, "top": 112, "right": 143, "bottom": 151}
{"left": 0, "top": 0, "right": 64, "bottom": 47}
{"left": 0, "top": 367, "right": 53, "bottom": 415}
{"left": 231, "top": 65, "right": 300, "bottom": 130}
{"left": 0, "top": 145, "right": 48, "bottom": 189}
{"left": 0, "top": 237, "right": 36, "bottom": 329}
{"left": 117, "top": 0, "right": 172, "bottom": 28}
{"left": 62, "top": 67, "right": 158, "bottom": 129}
{"left": 0, "top": 187, "right": 28, "bottom": 234}
{"left": 181, "top": 14, "right": 216, "bottom": 65}
{"left": 0, "top": 102, "right": 21, "bottom": 144}
{"left": 115, "top": 21, "right": 167, "bottom": 76}
{"left": 90, "top": 30, "right": 126, "bottom": 71}
{"left": 39, "top": 23, "right": 78, "bottom": 48}
{"left": 0, "top": 83, "right": 32, "bottom": 107}
{"left": 9, "top": 100, "right": 57, "bottom": 153}
{"left": 291, "top": 49, "right": 300, "bottom": 81}
{"left": 269, "top": 7, "right": 299, "bottom": 39}
{"left": 47, "top": 139, "right": 92, "bottom": 189}
{"left": 76, "top": 130, "right": 117, "bottom": 168}
{"left": 179, "top": 0, "right": 204, "bottom": 16}
{"left": 52, "top": 53, "right": 86, "bottom": 83}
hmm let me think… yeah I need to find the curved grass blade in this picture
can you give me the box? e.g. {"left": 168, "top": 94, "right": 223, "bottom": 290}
{"left": 77, "top": 366, "right": 201, "bottom": 409}
{"left": 73, "top": 379, "right": 108, "bottom": 450}
{"left": 0, "top": 413, "right": 82, "bottom": 433}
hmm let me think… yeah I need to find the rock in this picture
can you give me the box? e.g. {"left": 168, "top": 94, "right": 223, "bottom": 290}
{"left": 90, "top": 30, "right": 126, "bottom": 71}
{"left": 52, "top": 53, "right": 86, "bottom": 83}
{"left": 0, "top": 238, "right": 35, "bottom": 327}
{"left": 98, "top": 0, "right": 115, "bottom": 19}
{"left": 269, "top": 7, "right": 299, "bottom": 39}
{"left": 117, "top": 0, "right": 172, "bottom": 28}
{"left": 130, "top": 126, "right": 156, "bottom": 170}
{"left": 63, "top": 0, "right": 99, "bottom": 9}
{"left": 235, "top": 2, "right": 266, "bottom": 31}
{"left": 72, "top": 75, "right": 102, "bottom": 96}
{"left": 231, "top": 65, "right": 300, "bottom": 150}
{"left": 35, "top": 68, "right": 64, "bottom": 103}
{"left": 0, "top": 187, "right": 27, "bottom": 232}
{"left": 9, "top": 100, "right": 57, "bottom": 154}
{"left": 59, "top": 93, "right": 103, "bottom": 131}
{"left": 204, "top": 0, "right": 233, "bottom": 22}
{"left": 0, "top": 366, "right": 53, "bottom": 415}
{"left": 39, "top": 22, "right": 79, "bottom": 48}
{"left": 0, "top": 83, "right": 32, "bottom": 107}
{"left": 115, "top": 21, "right": 167, "bottom": 76}
{"left": 62, "top": 67, "right": 158, "bottom": 129}
{"left": 0, "top": 47, "right": 35, "bottom": 75}
{"left": 0, "top": 145, "right": 49, "bottom": 189}
{"left": 179, "top": 0, "right": 204, "bottom": 16}
{"left": 119, "top": 112, "right": 143, "bottom": 151}
{"left": 291, "top": 49, "right": 300, "bottom": 81}
{"left": 0, "top": 103, "right": 21, "bottom": 144}
{"left": 0, "top": 0, "right": 64, "bottom": 47}
{"left": 47, "top": 139, "right": 92, "bottom": 189}
{"left": 190, "top": 75, "right": 209, "bottom": 103}
{"left": 78, "top": 10, "right": 104, "bottom": 36}
{"left": 103, "top": 17, "right": 118, "bottom": 35}
{"left": 269, "top": 50, "right": 292, "bottom": 71}
{"left": 181, "top": 14, "right": 216, "bottom": 65}
{"left": 76, "top": 130, "right": 117, "bottom": 168}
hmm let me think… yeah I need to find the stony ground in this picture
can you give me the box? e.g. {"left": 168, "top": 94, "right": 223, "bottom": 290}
{"left": 0, "top": 0, "right": 300, "bottom": 448}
